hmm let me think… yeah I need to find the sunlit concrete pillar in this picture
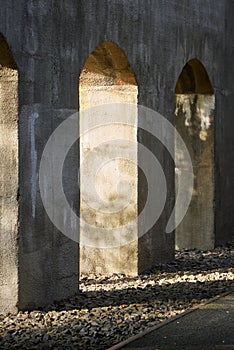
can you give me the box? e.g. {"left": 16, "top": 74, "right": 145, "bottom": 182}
{"left": 0, "top": 34, "right": 19, "bottom": 314}
{"left": 175, "top": 59, "right": 215, "bottom": 250}
{"left": 79, "top": 42, "right": 139, "bottom": 275}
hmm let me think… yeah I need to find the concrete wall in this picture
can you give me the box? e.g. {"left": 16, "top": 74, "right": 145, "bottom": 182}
{"left": 215, "top": 0, "right": 234, "bottom": 245}
{"left": 0, "top": 1, "right": 81, "bottom": 312}
{"left": 0, "top": 0, "right": 233, "bottom": 312}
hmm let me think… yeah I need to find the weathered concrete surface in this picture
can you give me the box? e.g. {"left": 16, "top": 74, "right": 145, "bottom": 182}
{"left": 117, "top": 292, "right": 234, "bottom": 349}
{"left": 0, "top": 35, "right": 18, "bottom": 314}
{"left": 18, "top": 106, "right": 79, "bottom": 310}
{"left": 175, "top": 91, "right": 215, "bottom": 250}
{"left": 0, "top": 0, "right": 233, "bottom": 312}
{"left": 215, "top": 0, "right": 234, "bottom": 246}
{"left": 79, "top": 42, "right": 139, "bottom": 275}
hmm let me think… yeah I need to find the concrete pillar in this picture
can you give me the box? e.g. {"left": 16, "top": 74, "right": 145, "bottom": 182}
{"left": 79, "top": 41, "right": 175, "bottom": 275}
{"left": 0, "top": 35, "right": 19, "bottom": 314}
{"left": 175, "top": 59, "right": 215, "bottom": 250}
{"left": 0, "top": 34, "right": 79, "bottom": 315}
{"left": 79, "top": 42, "right": 139, "bottom": 275}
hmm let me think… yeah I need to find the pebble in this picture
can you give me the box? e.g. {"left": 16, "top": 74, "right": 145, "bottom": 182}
{"left": 0, "top": 244, "right": 233, "bottom": 349}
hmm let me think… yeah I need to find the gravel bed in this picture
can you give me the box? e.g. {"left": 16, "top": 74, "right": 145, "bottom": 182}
{"left": 0, "top": 244, "right": 233, "bottom": 349}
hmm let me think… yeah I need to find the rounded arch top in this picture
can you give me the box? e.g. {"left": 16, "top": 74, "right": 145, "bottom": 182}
{"left": 175, "top": 59, "right": 213, "bottom": 94}
{"left": 79, "top": 41, "right": 137, "bottom": 87}
{"left": 0, "top": 33, "right": 17, "bottom": 70}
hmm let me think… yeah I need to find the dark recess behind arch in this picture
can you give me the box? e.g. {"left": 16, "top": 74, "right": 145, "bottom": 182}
{"left": 175, "top": 59, "right": 213, "bottom": 94}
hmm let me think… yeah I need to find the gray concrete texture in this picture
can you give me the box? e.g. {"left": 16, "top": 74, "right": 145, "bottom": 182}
{"left": 0, "top": 34, "right": 18, "bottom": 314}
{"left": 0, "top": 0, "right": 233, "bottom": 313}
{"left": 79, "top": 42, "right": 139, "bottom": 275}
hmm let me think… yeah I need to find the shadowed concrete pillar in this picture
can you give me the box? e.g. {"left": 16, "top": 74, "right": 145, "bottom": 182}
{"left": 0, "top": 34, "right": 79, "bottom": 315}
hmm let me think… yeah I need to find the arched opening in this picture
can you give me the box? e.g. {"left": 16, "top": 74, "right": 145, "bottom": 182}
{"left": 175, "top": 59, "right": 215, "bottom": 250}
{"left": 79, "top": 42, "right": 138, "bottom": 275}
{"left": 0, "top": 34, "right": 18, "bottom": 313}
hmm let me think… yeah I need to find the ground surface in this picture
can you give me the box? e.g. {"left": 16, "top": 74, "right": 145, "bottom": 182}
{"left": 0, "top": 244, "right": 233, "bottom": 349}
{"left": 118, "top": 292, "right": 234, "bottom": 350}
